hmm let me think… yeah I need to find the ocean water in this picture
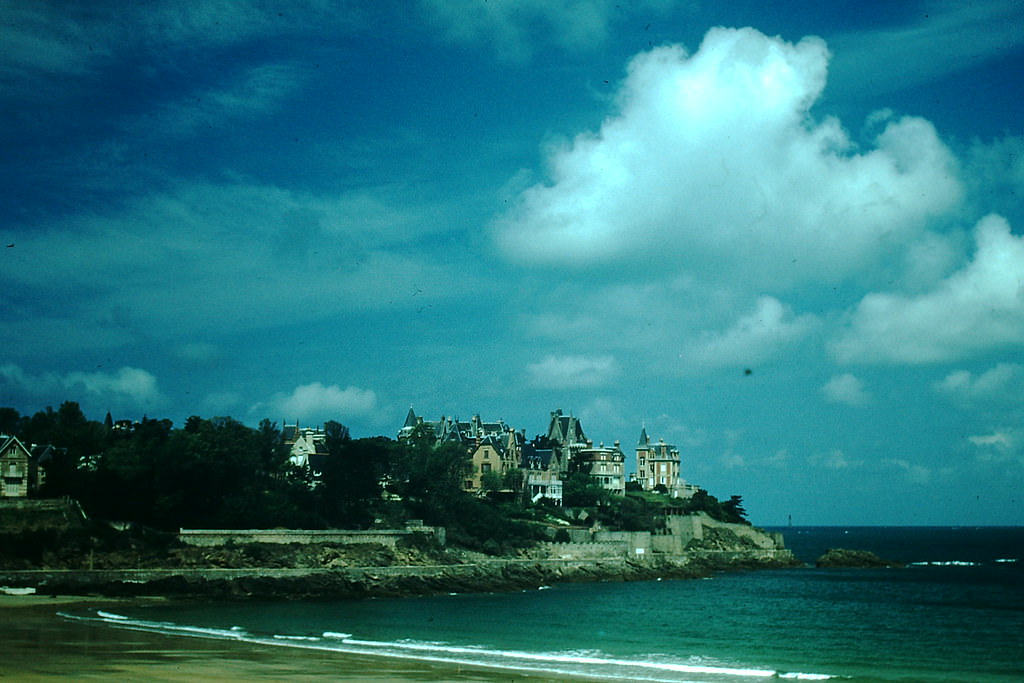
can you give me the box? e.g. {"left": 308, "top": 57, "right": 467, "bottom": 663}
{"left": 62, "top": 527, "right": 1024, "bottom": 682}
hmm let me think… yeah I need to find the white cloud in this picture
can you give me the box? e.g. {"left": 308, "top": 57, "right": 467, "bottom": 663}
{"left": 137, "top": 63, "right": 307, "bottom": 139}
{"left": 935, "top": 363, "right": 1024, "bottom": 404}
{"left": 883, "top": 458, "right": 933, "bottom": 485}
{"left": 968, "top": 432, "right": 1015, "bottom": 449}
{"left": 3, "top": 180, "right": 483, "bottom": 339}
{"left": 720, "top": 450, "right": 748, "bottom": 469}
{"left": 829, "top": 1, "right": 1024, "bottom": 96}
{"left": 809, "top": 449, "right": 858, "bottom": 470}
{"left": 494, "top": 27, "right": 961, "bottom": 286}
{"left": 0, "top": 364, "right": 161, "bottom": 407}
{"left": 822, "top": 373, "right": 870, "bottom": 406}
{"left": 832, "top": 215, "right": 1024, "bottom": 364}
{"left": 679, "top": 297, "right": 816, "bottom": 370}
{"left": 420, "top": 0, "right": 647, "bottom": 60}
{"left": 260, "top": 382, "right": 378, "bottom": 423}
{"left": 966, "top": 429, "right": 1023, "bottom": 467}
{"left": 527, "top": 354, "right": 618, "bottom": 389}
{"left": 176, "top": 342, "right": 220, "bottom": 363}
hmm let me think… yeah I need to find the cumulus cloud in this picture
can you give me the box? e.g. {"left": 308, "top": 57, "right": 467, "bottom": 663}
{"left": 832, "top": 215, "right": 1024, "bottom": 364}
{"left": 0, "top": 364, "right": 161, "bottom": 407}
{"left": 822, "top": 373, "right": 870, "bottom": 406}
{"left": 935, "top": 363, "right": 1024, "bottom": 404}
{"left": 527, "top": 354, "right": 618, "bottom": 388}
{"left": 259, "top": 382, "right": 378, "bottom": 422}
{"left": 679, "top": 297, "right": 816, "bottom": 369}
{"left": 966, "top": 429, "right": 1023, "bottom": 467}
{"left": 494, "top": 27, "right": 961, "bottom": 285}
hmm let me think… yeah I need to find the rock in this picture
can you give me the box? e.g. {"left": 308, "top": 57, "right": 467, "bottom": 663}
{"left": 815, "top": 548, "right": 903, "bottom": 568}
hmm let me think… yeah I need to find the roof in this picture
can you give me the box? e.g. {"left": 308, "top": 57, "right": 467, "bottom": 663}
{"left": 1, "top": 434, "right": 31, "bottom": 458}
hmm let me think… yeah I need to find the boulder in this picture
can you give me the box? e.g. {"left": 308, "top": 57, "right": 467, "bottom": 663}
{"left": 815, "top": 548, "right": 903, "bottom": 568}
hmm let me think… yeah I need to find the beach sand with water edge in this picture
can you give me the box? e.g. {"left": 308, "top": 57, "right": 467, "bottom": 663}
{"left": 0, "top": 594, "right": 588, "bottom": 682}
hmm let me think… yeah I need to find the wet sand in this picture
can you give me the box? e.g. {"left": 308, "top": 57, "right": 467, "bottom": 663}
{"left": 0, "top": 595, "right": 580, "bottom": 682}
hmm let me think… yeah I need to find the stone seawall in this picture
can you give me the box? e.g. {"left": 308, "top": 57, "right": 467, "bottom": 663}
{"left": 0, "top": 551, "right": 798, "bottom": 600}
{"left": 178, "top": 526, "right": 445, "bottom": 547}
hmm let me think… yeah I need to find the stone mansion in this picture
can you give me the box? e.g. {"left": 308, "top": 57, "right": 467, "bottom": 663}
{"left": 391, "top": 408, "right": 699, "bottom": 505}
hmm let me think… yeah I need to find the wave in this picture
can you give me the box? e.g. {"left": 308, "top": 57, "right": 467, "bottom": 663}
{"left": 58, "top": 609, "right": 835, "bottom": 682}
{"left": 909, "top": 560, "right": 982, "bottom": 567}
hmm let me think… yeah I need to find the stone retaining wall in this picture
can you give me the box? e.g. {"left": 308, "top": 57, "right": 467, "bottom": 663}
{"left": 178, "top": 525, "right": 445, "bottom": 547}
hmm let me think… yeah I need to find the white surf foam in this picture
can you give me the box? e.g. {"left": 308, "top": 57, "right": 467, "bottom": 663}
{"left": 62, "top": 610, "right": 835, "bottom": 682}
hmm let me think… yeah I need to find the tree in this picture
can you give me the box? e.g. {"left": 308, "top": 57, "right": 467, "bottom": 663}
{"left": 319, "top": 428, "right": 394, "bottom": 528}
{"left": 0, "top": 407, "right": 20, "bottom": 435}
{"left": 502, "top": 467, "right": 523, "bottom": 493}
{"left": 722, "top": 495, "right": 749, "bottom": 525}
{"left": 562, "top": 471, "right": 610, "bottom": 507}
{"left": 480, "top": 470, "right": 504, "bottom": 494}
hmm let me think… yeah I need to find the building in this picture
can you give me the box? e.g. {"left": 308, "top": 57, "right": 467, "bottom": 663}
{"left": 282, "top": 423, "right": 329, "bottom": 477}
{"left": 1, "top": 435, "right": 42, "bottom": 498}
{"left": 544, "top": 409, "right": 587, "bottom": 475}
{"left": 400, "top": 409, "right": 523, "bottom": 494}
{"left": 399, "top": 409, "right": 511, "bottom": 449}
{"left": 465, "top": 432, "right": 520, "bottom": 492}
{"left": 635, "top": 426, "right": 695, "bottom": 498}
{"left": 577, "top": 440, "right": 626, "bottom": 496}
{"left": 520, "top": 439, "right": 563, "bottom": 505}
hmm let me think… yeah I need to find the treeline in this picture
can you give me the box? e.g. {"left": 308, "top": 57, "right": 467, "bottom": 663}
{"left": 1, "top": 402, "right": 747, "bottom": 553}
{"left": 1, "top": 403, "right": 549, "bottom": 552}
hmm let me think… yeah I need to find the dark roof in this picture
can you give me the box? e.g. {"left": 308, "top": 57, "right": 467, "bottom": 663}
{"left": 521, "top": 442, "right": 554, "bottom": 470}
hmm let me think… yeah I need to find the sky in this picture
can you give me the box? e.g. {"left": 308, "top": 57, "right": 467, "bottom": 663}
{"left": 3, "top": 1, "right": 1024, "bottom": 526}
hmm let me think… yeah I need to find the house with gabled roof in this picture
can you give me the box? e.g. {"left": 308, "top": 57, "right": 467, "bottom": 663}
{"left": 283, "top": 423, "right": 329, "bottom": 478}
{"left": 635, "top": 426, "right": 695, "bottom": 498}
{"left": 544, "top": 409, "right": 587, "bottom": 475}
{"left": 1, "top": 434, "right": 41, "bottom": 498}
{"left": 520, "top": 438, "right": 563, "bottom": 505}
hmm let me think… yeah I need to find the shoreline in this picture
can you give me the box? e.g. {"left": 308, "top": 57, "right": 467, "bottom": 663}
{"left": 0, "top": 554, "right": 800, "bottom": 681}
{"left": 0, "top": 552, "right": 799, "bottom": 600}
{"left": 0, "top": 595, "right": 603, "bottom": 682}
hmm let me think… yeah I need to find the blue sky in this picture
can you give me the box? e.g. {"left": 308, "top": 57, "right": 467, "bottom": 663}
{"left": 3, "top": 1, "right": 1023, "bottom": 525}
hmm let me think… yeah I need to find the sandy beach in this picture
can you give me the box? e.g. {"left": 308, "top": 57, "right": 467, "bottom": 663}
{"left": 0, "top": 595, "right": 580, "bottom": 682}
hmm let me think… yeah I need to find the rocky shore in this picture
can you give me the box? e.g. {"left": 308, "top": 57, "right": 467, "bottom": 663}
{"left": 0, "top": 551, "right": 800, "bottom": 600}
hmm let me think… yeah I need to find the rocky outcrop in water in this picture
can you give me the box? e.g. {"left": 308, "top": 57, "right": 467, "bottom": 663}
{"left": 815, "top": 548, "right": 903, "bottom": 568}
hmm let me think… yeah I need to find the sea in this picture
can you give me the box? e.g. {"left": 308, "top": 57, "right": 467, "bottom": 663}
{"left": 61, "top": 527, "right": 1023, "bottom": 682}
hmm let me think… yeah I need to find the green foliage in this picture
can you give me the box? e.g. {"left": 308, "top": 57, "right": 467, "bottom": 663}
{"left": 676, "top": 489, "right": 750, "bottom": 525}
{"left": 480, "top": 470, "right": 504, "bottom": 493}
{"left": 562, "top": 471, "right": 611, "bottom": 507}
{"left": 318, "top": 435, "right": 396, "bottom": 528}
{"left": 4, "top": 403, "right": 752, "bottom": 553}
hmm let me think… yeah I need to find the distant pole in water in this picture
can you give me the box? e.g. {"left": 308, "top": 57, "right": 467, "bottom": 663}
{"left": 788, "top": 514, "right": 792, "bottom": 527}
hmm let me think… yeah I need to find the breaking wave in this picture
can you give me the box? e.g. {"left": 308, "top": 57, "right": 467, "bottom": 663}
{"left": 59, "top": 609, "right": 835, "bottom": 682}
